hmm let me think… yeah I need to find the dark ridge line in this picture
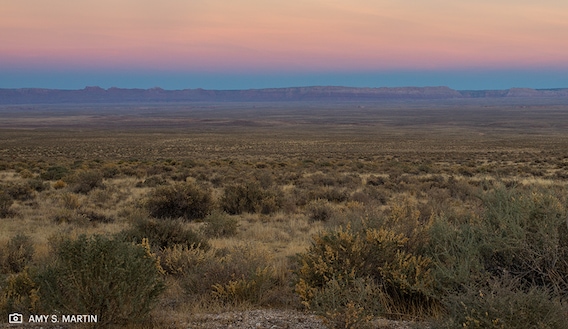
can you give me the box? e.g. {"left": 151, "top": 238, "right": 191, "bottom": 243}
{"left": 1, "top": 86, "right": 568, "bottom": 104}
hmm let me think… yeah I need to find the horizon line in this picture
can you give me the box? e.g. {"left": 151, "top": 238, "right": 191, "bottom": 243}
{"left": 3, "top": 85, "right": 568, "bottom": 92}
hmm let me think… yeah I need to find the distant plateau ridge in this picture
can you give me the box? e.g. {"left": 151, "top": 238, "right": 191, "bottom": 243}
{"left": 2, "top": 86, "right": 568, "bottom": 104}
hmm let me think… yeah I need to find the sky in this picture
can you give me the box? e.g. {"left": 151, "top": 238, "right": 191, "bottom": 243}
{"left": 1, "top": 0, "right": 568, "bottom": 90}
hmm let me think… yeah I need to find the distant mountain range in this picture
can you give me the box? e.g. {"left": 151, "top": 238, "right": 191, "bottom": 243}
{"left": 1, "top": 86, "right": 568, "bottom": 104}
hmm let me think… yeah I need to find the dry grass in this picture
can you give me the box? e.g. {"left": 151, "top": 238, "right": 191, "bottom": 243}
{"left": 1, "top": 99, "right": 568, "bottom": 327}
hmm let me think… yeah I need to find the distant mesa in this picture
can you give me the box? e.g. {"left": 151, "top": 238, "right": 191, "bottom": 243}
{"left": 1, "top": 86, "right": 568, "bottom": 104}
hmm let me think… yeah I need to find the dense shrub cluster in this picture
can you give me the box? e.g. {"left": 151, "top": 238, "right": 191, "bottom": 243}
{"left": 3, "top": 148, "right": 568, "bottom": 328}
{"left": 296, "top": 185, "right": 568, "bottom": 327}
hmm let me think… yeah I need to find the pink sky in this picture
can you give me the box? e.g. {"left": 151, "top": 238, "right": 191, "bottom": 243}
{"left": 2, "top": 1, "right": 568, "bottom": 90}
{"left": 2, "top": 0, "right": 568, "bottom": 72}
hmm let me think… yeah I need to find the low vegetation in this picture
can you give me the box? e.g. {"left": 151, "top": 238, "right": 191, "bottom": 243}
{"left": 1, "top": 100, "right": 568, "bottom": 328}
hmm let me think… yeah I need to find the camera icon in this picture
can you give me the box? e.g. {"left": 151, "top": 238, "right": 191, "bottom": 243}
{"left": 8, "top": 313, "right": 23, "bottom": 324}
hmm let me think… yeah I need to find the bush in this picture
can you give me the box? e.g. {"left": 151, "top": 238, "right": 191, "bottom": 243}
{"left": 52, "top": 180, "right": 66, "bottom": 189}
{"left": 480, "top": 187, "right": 568, "bottom": 294}
{"left": 0, "top": 269, "right": 39, "bottom": 319}
{"left": 179, "top": 244, "right": 285, "bottom": 306}
{"left": 36, "top": 235, "right": 165, "bottom": 326}
{"left": 118, "top": 218, "right": 209, "bottom": 250}
{"left": 135, "top": 175, "right": 167, "bottom": 188}
{"left": 306, "top": 199, "right": 333, "bottom": 222}
{"left": 1, "top": 234, "right": 35, "bottom": 274}
{"left": 296, "top": 220, "right": 439, "bottom": 321}
{"left": 70, "top": 170, "right": 104, "bottom": 194}
{"left": 5, "top": 183, "right": 34, "bottom": 201}
{"left": 438, "top": 278, "right": 568, "bottom": 329}
{"left": 0, "top": 190, "right": 14, "bottom": 218}
{"left": 26, "top": 179, "right": 50, "bottom": 193}
{"left": 296, "top": 277, "right": 383, "bottom": 329}
{"left": 160, "top": 244, "right": 209, "bottom": 277}
{"left": 426, "top": 185, "right": 568, "bottom": 327}
{"left": 59, "top": 192, "right": 81, "bottom": 210}
{"left": 145, "top": 182, "right": 212, "bottom": 220}
{"left": 202, "top": 211, "right": 239, "bottom": 238}
{"left": 311, "top": 187, "right": 349, "bottom": 203}
{"left": 212, "top": 266, "right": 277, "bottom": 305}
{"left": 428, "top": 186, "right": 568, "bottom": 297}
{"left": 40, "top": 165, "right": 69, "bottom": 181}
{"left": 220, "top": 182, "right": 281, "bottom": 215}
{"left": 101, "top": 163, "right": 120, "bottom": 178}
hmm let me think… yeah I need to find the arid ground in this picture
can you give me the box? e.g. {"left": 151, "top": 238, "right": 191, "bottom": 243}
{"left": 1, "top": 98, "right": 568, "bottom": 328}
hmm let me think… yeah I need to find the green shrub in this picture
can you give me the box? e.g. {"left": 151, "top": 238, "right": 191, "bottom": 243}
{"left": 306, "top": 199, "right": 333, "bottom": 222}
{"left": 202, "top": 211, "right": 239, "bottom": 238}
{"left": 429, "top": 186, "right": 568, "bottom": 297}
{"left": 0, "top": 190, "right": 14, "bottom": 218}
{"left": 221, "top": 182, "right": 260, "bottom": 215}
{"left": 135, "top": 175, "right": 167, "bottom": 188}
{"left": 426, "top": 185, "right": 568, "bottom": 327}
{"left": 0, "top": 269, "right": 40, "bottom": 319}
{"left": 296, "top": 277, "right": 383, "bottom": 329}
{"left": 159, "top": 244, "right": 209, "bottom": 277}
{"left": 180, "top": 244, "right": 284, "bottom": 306}
{"left": 36, "top": 235, "right": 165, "bottom": 326}
{"left": 70, "top": 170, "right": 104, "bottom": 194}
{"left": 145, "top": 182, "right": 212, "bottom": 220}
{"left": 438, "top": 278, "right": 568, "bottom": 329}
{"left": 212, "top": 266, "right": 277, "bottom": 305}
{"left": 311, "top": 186, "right": 349, "bottom": 203}
{"left": 220, "top": 182, "right": 281, "bottom": 215}
{"left": 118, "top": 218, "right": 209, "bottom": 250}
{"left": 40, "top": 165, "right": 69, "bottom": 181}
{"left": 296, "top": 221, "right": 439, "bottom": 321}
{"left": 101, "top": 163, "right": 120, "bottom": 178}
{"left": 479, "top": 187, "right": 568, "bottom": 294}
{"left": 26, "top": 179, "right": 50, "bottom": 193}
{"left": 1, "top": 234, "right": 35, "bottom": 274}
{"left": 5, "top": 183, "right": 34, "bottom": 201}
